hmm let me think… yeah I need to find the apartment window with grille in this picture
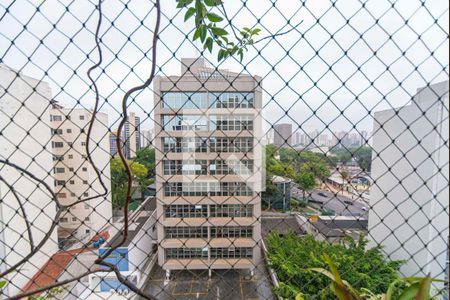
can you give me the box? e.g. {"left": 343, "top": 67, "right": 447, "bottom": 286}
{"left": 67, "top": 129, "right": 72, "bottom": 133}
{"left": 210, "top": 204, "right": 253, "bottom": 218}
{"left": 210, "top": 227, "right": 253, "bottom": 238}
{"left": 210, "top": 137, "right": 253, "bottom": 153}
{"left": 54, "top": 180, "right": 66, "bottom": 186}
{"left": 50, "top": 115, "right": 62, "bottom": 121}
{"left": 60, "top": 217, "right": 68, "bottom": 223}
{"left": 82, "top": 167, "right": 87, "bottom": 172}
{"left": 210, "top": 160, "right": 253, "bottom": 175}
{"left": 83, "top": 192, "right": 89, "bottom": 197}
{"left": 85, "top": 217, "right": 90, "bottom": 221}
{"left": 69, "top": 168, "right": 74, "bottom": 172}
{"left": 83, "top": 180, "right": 88, "bottom": 184}
{"left": 57, "top": 193, "right": 67, "bottom": 199}
{"left": 165, "top": 227, "right": 208, "bottom": 239}
{"left": 210, "top": 248, "right": 253, "bottom": 259}
{"left": 69, "top": 180, "right": 75, "bottom": 184}
{"left": 52, "top": 141, "right": 64, "bottom": 148}
{"left": 54, "top": 167, "right": 65, "bottom": 173}
{"left": 53, "top": 155, "right": 64, "bottom": 161}
{"left": 209, "top": 182, "right": 253, "bottom": 196}
{"left": 72, "top": 217, "right": 77, "bottom": 222}
{"left": 52, "top": 129, "right": 63, "bottom": 135}
{"left": 68, "top": 154, "right": 73, "bottom": 159}
{"left": 79, "top": 115, "right": 85, "bottom": 120}
{"left": 212, "top": 115, "right": 253, "bottom": 131}
{"left": 81, "top": 142, "right": 86, "bottom": 146}
{"left": 165, "top": 248, "right": 208, "bottom": 259}
{"left": 164, "top": 205, "right": 208, "bottom": 218}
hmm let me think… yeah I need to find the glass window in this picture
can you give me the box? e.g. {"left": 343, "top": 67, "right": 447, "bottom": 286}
{"left": 210, "top": 248, "right": 253, "bottom": 259}
{"left": 162, "top": 92, "right": 208, "bottom": 109}
{"left": 164, "top": 205, "right": 208, "bottom": 218}
{"left": 52, "top": 141, "right": 64, "bottom": 148}
{"left": 165, "top": 227, "right": 208, "bottom": 239}
{"left": 211, "top": 92, "right": 254, "bottom": 108}
{"left": 211, "top": 227, "right": 253, "bottom": 238}
{"left": 165, "top": 248, "right": 208, "bottom": 259}
{"left": 210, "top": 204, "right": 253, "bottom": 217}
{"left": 163, "top": 115, "right": 208, "bottom": 131}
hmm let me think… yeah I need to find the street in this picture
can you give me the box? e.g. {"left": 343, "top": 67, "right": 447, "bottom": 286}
{"left": 292, "top": 186, "right": 369, "bottom": 217}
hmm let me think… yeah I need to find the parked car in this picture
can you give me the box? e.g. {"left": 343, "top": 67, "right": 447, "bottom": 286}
{"left": 362, "top": 206, "right": 369, "bottom": 211}
{"left": 318, "top": 192, "right": 328, "bottom": 197}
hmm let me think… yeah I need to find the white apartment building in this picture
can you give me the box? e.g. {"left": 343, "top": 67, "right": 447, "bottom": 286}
{"left": 0, "top": 65, "right": 58, "bottom": 297}
{"left": 368, "top": 81, "right": 449, "bottom": 289}
{"left": 154, "top": 58, "right": 263, "bottom": 276}
{"left": 50, "top": 105, "right": 112, "bottom": 241}
{"left": 141, "top": 128, "right": 154, "bottom": 148}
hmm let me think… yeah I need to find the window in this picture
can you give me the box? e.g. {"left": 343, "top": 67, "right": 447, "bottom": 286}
{"left": 82, "top": 167, "right": 88, "bottom": 172}
{"left": 52, "top": 129, "right": 63, "bottom": 135}
{"left": 210, "top": 204, "right": 253, "bottom": 217}
{"left": 211, "top": 115, "right": 254, "bottom": 131}
{"left": 57, "top": 193, "right": 67, "bottom": 199}
{"left": 164, "top": 205, "right": 207, "bottom": 218}
{"left": 211, "top": 227, "right": 253, "bottom": 238}
{"left": 50, "top": 115, "right": 62, "bottom": 121}
{"left": 80, "top": 115, "right": 85, "bottom": 120}
{"left": 210, "top": 160, "right": 254, "bottom": 175}
{"left": 210, "top": 137, "right": 254, "bottom": 153}
{"left": 81, "top": 155, "right": 87, "bottom": 159}
{"left": 83, "top": 192, "right": 89, "bottom": 197}
{"left": 86, "top": 229, "right": 90, "bottom": 234}
{"left": 162, "top": 92, "right": 208, "bottom": 109}
{"left": 210, "top": 248, "right": 253, "bottom": 259}
{"left": 163, "top": 137, "right": 208, "bottom": 153}
{"left": 54, "top": 180, "right": 66, "bottom": 186}
{"left": 85, "top": 217, "right": 90, "bottom": 221}
{"left": 70, "top": 180, "right": 75, "bottom": 184}
{"left": 53, "top": 155, "right": 64, "bottom": 161}
{"left": 71, "top": 193, "right": 76, "bottom": 196}
{"left": 54, "top": 167, "right": 65, "bottom": 174}
{"left": 163, "top": 160, "right": 207, "bottom": 175}
{"left": 67, "top": 129, "right": 72, "bottom": 134}
{"left": 68, "top": 154, "right": 73, "bottom": 159}
{"left": 81, "top": 142, "right": 86, "bottom": 146}
{"left": 163, "top": 115, "right": 208, "bottom": 131}
{"left": 52, "top": 141, "right": 64, "bottom": 148}
{"left": 72, "top": 217, "right": 77, "bottom": 221}
{"left": 69, "top": 168, "right": 74, "bottom": 172}
{"left": 165, "top": 248, "right": 208, "bottom": 259}
{"left": 68, "top": 142, "right": 73, "bottom": 147}
{"left": 83, "top": 180, "right": 88, "bottom": 184}
{"left": 211, "top": 92, "right": 254, "bottom": 108}
{"left": 165, "top": 227, "right": 208, "bottom": 239}
{"left": 60, "top": 217, "right": 68, "bottom": 223}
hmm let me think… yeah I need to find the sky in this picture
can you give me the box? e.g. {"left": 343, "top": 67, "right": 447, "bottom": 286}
{"left": 0, "top": 0, "right": 448, "bottom": 137}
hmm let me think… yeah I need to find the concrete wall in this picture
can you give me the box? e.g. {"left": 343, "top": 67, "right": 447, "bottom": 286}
{"left": 0, "top": 65, "right": 58, "bottom": 297}
{"left": 368, "top": 81, "right": 449, "bottom": 285}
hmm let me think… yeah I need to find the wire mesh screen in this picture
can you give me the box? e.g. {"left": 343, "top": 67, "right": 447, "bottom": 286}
{"left": 0, "top": 0, "right": 448, "bottom": 299}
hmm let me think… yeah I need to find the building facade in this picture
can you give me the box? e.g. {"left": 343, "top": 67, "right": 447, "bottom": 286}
{"left": 273, "top": 123, "right": 292, "bottom": 148}
{"left": 154, "top": 58, "right": 263, "bottom": 275}
{"left": 0, "top": 65, "right": 58, "bottom": 296}
{"left": 50, "top": 105, "right": 113, "bottom": 241}
{"left": 368, "top": 81, "right": 449, "bottom": 290}
{"left": 109, "top": 113, "right": 141, "bottom": 159}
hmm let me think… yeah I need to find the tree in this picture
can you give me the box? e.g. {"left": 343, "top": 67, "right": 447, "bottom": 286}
{"left": 296, "top": 168, "right": 316, "bottom": 201}
{"left": 266, "top": 232, "right": 404, "bottom": 300}
{"left": 110, "top": 157, "right": 150, "bottom": 208}
{"left": 135, "top": 147, "right": 156, "bottom": 178}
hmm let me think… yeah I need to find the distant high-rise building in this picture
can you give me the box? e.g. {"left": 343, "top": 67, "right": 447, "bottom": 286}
{"left": 292, "top": 131, "right": 301, "bottom": 145}
{"left": 141, "top": 128, "right": 154, "bottom": 148}
{"left": 0, "top": 65, "right": 58, "bottom": 296}
{"left": 273, "top": 123, "right": 292, "bottom": 148}
{"left": 369, "top": 81, "right": 449, "bottom": 288}
{"left": 50, "top": 104, "right": 113, "bottom": 241}
{"left": 110, "top": 112, "right": 141, "bottom": 159}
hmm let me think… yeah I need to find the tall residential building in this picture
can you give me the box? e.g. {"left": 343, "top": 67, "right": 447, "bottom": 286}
{"left": 273, "top": 123, "right": 292, "bottom": 148}
{"left": 141, "top": 128, "right": 154, "bottom": 148}
{"left": 154, "top": 58, "right": 263, "bottom": 276}
{"left": 109, "top": 113, "right": 141, "bottom": 159}
{"left": 50, "top": 105, "right": 112, "bottom": 241}
{"left": 0, "top": 65, "right": 58, "bottom": 296}
{"left": 368, "top": 81, "right": 449, "bottom": 289}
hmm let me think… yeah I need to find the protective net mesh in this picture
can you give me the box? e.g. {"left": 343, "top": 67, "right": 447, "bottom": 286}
{"left": 0, "top": 0, "right": 448, "bottom": 299}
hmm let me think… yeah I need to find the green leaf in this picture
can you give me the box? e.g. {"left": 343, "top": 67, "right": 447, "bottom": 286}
{"left": 252, "top": 28, "right": 262, "bottom": 35}
{"left": 184, "top": 7, "right": 196, "bottom": 21}
{"left": 204, "top": 37, "right": 213, "bottom": 53}
{"left": 238, "top": 48, "right": 244, "bottom": 62}
{"left": 398, "top": 283, "right": 421, "bottom": 300}
{"left": 207, "top": 13, "right": 224, "bottom": 22}
{"left": 193, "top": 27, "right": 201, "bottom": 41}
{"left": 195, "top": 0, "right": 207, "bottom": 18}
{"left": 204, "top": 0, "right": 223, "bottom": 6}
{"left": 415, "top": 276, "right": 432, "bottom": 300}
{"left": 176, "top": 0, "right": 193, "bottom": 8}
{"left": 0, "top": 281, "right": 7, "bottom": 289}
{"left": 199, "top": 25, "right": 207, "bottom": 42}
{"left": 211, "top": 27, "right": 228, "bottom": 36}
{"left": 218, "top": 49, "right": 226, "bottom": 61}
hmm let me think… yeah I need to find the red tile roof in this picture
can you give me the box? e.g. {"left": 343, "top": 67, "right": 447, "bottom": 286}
{"left": 22, "top": 248, "right": 91, "bottom": 295}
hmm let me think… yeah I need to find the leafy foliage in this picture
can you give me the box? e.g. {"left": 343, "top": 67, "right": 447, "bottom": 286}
{"left": 177, "top": 0, "right": 261, "bottom": 61}
{"left": 309, "top": 255, "right": 445, "bottom": 300}
{"left": 134, "top": 147, "right": 156, "bottom": 178}
{"left": 110, "top": 157, "right": 151, "bottom": 208}
{"left": 266, "top": 232, "right": 403, "bottom": 299}
{"left": 329, "top": 146, "right": 373, "bottom": 171}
